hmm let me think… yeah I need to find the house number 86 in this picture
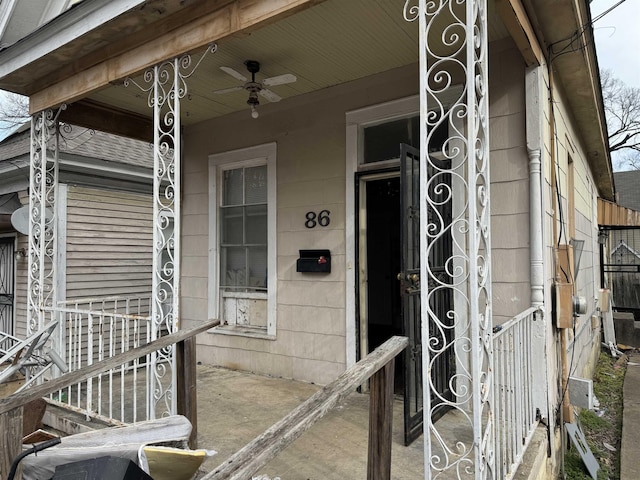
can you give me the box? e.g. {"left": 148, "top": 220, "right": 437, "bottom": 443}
{"left": 305, "top": 210, "right": 330, "bottom": 228}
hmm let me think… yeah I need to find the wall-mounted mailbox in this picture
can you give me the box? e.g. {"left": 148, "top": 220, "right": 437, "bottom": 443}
{"left": 296, "top": 249, "right": 331, "bottom": 273}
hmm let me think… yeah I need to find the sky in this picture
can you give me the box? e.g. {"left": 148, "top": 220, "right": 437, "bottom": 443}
{"left": 590, "top": 0, "right": 640, "bottom": 171}
{"left": 591, "top": 0, "right": 640, "bottom": 89}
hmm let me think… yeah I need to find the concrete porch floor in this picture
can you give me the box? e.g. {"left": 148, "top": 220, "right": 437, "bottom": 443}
{"left": 195, "top": 364, "right": 425, "bottom": 479}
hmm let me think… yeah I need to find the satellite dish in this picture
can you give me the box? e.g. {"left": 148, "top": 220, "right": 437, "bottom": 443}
{"left": 11, "top": 206, "right": 29, "bottom": 235}
{"left": 11, "top": 205, "right": 54, "bottom": 235}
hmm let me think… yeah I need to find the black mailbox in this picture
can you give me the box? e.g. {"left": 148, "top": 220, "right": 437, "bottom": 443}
{"left": 296, "top": 249, "right": 331, "bottom": 273}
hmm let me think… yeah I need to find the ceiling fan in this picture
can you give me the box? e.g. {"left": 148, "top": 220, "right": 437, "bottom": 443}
{"left": 214, "top": 60, "right": 297, "bottom": 118}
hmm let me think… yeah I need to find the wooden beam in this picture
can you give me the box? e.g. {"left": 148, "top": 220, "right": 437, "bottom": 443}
{"left": 0, "top": 319, "right": 220, "bottom": 415}
{"left": 367, "top": 359, "right": 395, "bottom": 480}
{"left": 0, "top": 406, "right": 23, "bottom": 480}
{"left": 29, "top": 0, "right": 325, "bottom": 114}
{"left": 58, "top": 99, "right": 153, "bottom": 142}
{"left": 177, "top": 336, "right": 198, "bottom": 449}
{"left": 495, "top": 0, "right": 544, "bottom": 67}
{"left": 202, "top": 336, "right": 408, "bottom": 480}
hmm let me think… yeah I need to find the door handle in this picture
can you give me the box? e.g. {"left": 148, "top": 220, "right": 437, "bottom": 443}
{"left": 397, "top": 273, "right": 420, "bottom": 283}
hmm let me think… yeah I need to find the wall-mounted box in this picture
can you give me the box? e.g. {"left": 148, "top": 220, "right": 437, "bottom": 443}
{"left": 556, "top": 244, "right": 575, "bottom": 282}
{"left": 569, "top": 376, "right": 594, "bottom": 410}
{"left": 296, "top": 249, "right": 331, "bottom": 273}
{"left": 555, "top": 282, "right": 573, "bottom": 329}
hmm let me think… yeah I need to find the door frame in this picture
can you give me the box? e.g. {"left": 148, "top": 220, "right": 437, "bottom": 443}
{"left": 354, "top": 169, "right": 402, "bottom": 367}
{"left": 0, "top": 233, "right": 17, "bottom": 337}
{"left": 345, "top": 95, "right": 419, "bottom": 368}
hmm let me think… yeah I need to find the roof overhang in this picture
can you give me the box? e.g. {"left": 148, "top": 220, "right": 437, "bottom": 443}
{"left": 525, "top": 0, "right": 614, "bottom": 200}
{"left": 0, "top": 0, "right": 614, "bottom": 200}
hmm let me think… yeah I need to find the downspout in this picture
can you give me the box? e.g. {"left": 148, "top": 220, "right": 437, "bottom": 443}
{"left": 525, "top": 66, "right": 549, "bottom": 432}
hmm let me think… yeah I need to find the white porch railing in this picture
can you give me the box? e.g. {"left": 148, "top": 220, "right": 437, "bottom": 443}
{"left": 42, "top": 296, "right": 154, "bottom": 424}
{"left": 493, "top": 306, "right": 540, "bottom": 479}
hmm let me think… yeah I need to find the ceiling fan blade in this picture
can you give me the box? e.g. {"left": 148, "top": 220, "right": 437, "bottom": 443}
{"left": 259, "top": 89, "right": 282, "bottom": 103}
{"left": 213, "top": 86, "right": 244, "bottom": 95}
{"left": 220, "top": 66, "right": 247, "bottom": 82}
{"left": 262, "top": 73, "right": 297, "bottom": 87}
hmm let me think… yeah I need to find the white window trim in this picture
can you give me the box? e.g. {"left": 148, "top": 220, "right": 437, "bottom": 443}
{"left": 208, "top": 142, "right": 277, "bottom": 338}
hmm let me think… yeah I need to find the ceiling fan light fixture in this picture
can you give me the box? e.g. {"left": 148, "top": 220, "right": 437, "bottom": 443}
{"left": 247, "top": 91, "right": 260, "bottom": 119}
{"left": 215, "top": 60, "right": 297, "bottom": 119}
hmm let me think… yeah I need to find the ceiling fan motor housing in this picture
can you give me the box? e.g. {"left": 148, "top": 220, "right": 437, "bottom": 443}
{"left": 244, "top": 60, "right": 261, "bottom": 75}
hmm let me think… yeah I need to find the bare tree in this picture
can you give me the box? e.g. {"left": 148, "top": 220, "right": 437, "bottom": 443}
{"left": 0, "top": 90, "right": 29, "bottom": 130}
{"left": 600, "top": 69, "right": 640, "bottom": 170}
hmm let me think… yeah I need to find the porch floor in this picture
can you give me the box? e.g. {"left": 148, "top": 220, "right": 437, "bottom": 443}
{"left": 195, "top": 364, "right": 425, "bottom": 479}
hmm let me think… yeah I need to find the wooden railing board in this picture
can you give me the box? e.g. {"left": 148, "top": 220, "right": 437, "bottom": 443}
{"left": 203, "top": 335, "right": 408, "bottom": 480}
{"left": 0, "top": 319, "right": 219, "bottom": 480}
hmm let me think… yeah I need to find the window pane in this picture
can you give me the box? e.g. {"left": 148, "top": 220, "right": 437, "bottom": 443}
{"left": 221, "top": 246, "right": 246, "bottom": 287}
{"left": 221, "top": 206, "right": 243, "bottom": 244}
{"left": 362, "top": 115, "right": 450, "bottom": 164}
{"left": 248, "top": 246, "right": 267, "bottom": 288}
{"left": 223, "top": 169, "right": 243, "bottom": 206}
{"left": 364, "top": 117, "right": 416, "bottom": 164}
{"left": 245, "top": 204, "right": 267, "bottom": 245}
{"left": 245, "top": 165, "right": 267, "bottom": 204}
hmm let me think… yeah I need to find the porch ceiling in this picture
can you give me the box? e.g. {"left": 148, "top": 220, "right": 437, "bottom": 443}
{"left": 0, "top": 0, "right": 613, "bottom": 199}
{"left": 0, "top": 0, "right": 510, "bottom": 130}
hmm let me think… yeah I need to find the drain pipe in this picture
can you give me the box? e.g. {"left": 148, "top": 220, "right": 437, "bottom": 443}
{"left": 525, "top": 65, "right": 552, "bottom": 449}
{"left": 525, "top": 67, "right": 545, "bottom": 309}
{"left": 529, "top": 145, "right": 544, "bottom": 308}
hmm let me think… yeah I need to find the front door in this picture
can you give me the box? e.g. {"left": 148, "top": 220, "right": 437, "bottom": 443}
{"left": 399, "top": 144, "right": 423, "bottom": 445}
{"left": 400, "top": 144, "right": 454, "bottom": 445}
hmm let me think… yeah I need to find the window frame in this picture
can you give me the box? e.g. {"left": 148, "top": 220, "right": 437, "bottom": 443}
{"left": 208, "top": 143, "right": 277, "bottom": 338}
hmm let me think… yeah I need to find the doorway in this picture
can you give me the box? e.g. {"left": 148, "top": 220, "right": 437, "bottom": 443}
{"left": 0, "top": 236, "right": 15, "bottom": 338}
{"left": 361, "top": 175, "right": 403, "bottom": 393}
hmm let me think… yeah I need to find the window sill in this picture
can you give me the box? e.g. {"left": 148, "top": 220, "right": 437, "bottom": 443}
{"left": 208, "top": 324, "right": 276, "bottom": 340}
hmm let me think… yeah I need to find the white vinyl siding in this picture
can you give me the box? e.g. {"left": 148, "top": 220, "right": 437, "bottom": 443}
{"left": 64, "top": 185, "right": 153, "bottom": 300}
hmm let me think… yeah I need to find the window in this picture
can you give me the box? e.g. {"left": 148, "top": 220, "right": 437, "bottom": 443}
{"left": 220, "top": 166, "right": 268, "bottom": 291}
{"left": 209, "top": 143, "right": 276, "bottom": 338}
{"left": 363, "top": 115, "right": 448, "bottom": 164}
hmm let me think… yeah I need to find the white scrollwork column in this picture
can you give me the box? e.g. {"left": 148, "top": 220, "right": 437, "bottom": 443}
{"left": 28, "top": 109, "right": 62, "bottom": 335}
{"left": 405, "top": 1, "right": 493, "bottom": 478}
{"left": 126, "top": 44, "right": 217, "bottom": 418}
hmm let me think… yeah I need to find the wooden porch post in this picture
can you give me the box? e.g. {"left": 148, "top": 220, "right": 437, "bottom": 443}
{"left": 367, "top": 358, "right": 395, "bottom": 480}
{"left": 0, "top": 406, "right": 23, "bottom": 480}
{"left": 177, "top": 337, "right": 198, "bottom": 449}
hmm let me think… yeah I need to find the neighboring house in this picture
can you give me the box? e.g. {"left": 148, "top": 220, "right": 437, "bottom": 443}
{"left": 614, "top": 170, "right": 640, "bottom": 211}
{"left": 0, "top": 0, "right": 82, "bottom": 49}
{"left": 603, "top": 171, "right": 640, "bottom": 310}
{"left": 0, "top": 123, "right": 154, "bottom": 340}
{"left": 0, "top": 1, "right": 618, "bottom": 478}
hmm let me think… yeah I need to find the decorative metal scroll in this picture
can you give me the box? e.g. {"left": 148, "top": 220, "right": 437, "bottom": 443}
{"left": 405, "top": 1, "right": 494, "bottom": 479}
{"left": 28, "top": 109, "right": 64, "bottom": 335}
{"left": 126, "top": 44, "right": 217, "bottom": 418}
{"left": 25, "top": 109, "right": 64, "bottom": 385}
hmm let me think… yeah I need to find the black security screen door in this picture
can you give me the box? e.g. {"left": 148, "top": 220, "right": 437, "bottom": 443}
{"left": 0, "top": 237, "right": 15, "bottom": 339}
{"left": 400, "top": 144, "right": 454, "bottom": 446}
